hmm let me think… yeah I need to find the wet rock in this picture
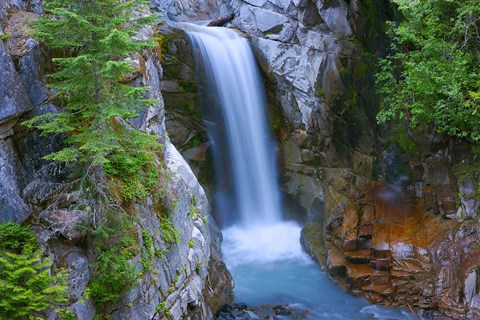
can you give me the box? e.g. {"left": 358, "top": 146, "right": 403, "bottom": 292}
{"left": 234, "top": 302, "right": 248, "bottom": 310}
{"left": 273, "top": 304, "right": 292, "bottom": 315}
{"left": 218, "top": 302, "right": 308, "bottom": 320}
{"left": 63, "top": 248, "right": 91, "bottom": 300}
{"left": 459, "top": 176, "right": 479, "bottom": 219}
{"left": 300, "top": 222, "right": 326, "bottom": 267}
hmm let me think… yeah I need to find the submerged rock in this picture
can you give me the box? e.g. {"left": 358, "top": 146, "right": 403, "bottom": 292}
{"left": 218, "top": 303, "right": 309, "bottom": 320}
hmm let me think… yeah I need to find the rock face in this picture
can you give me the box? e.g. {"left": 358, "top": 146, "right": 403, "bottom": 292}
{"left": 0, "top": 1, "right": 233, "bottom": 319}
{"left": 161, "top": 0, "right": 480, "bottom": 318}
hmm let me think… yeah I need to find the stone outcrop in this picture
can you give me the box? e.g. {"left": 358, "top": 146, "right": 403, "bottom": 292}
{"left": 0, "top": 1, "right": 233, "bottom": 319}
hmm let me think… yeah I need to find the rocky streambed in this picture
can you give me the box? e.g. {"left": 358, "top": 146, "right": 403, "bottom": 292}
{"left": 217, "top": 303, "right": 309, "bottom": 320}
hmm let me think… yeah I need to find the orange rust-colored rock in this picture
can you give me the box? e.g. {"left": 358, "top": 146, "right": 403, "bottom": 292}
{"left": 303, "top": 177, "right": 480, "bottom": 319}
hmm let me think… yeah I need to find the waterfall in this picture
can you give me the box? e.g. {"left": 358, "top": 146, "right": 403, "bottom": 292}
{"left": 186, "top": 24, "right": 281, "bottom": 226}
{"left": 184, "top": 24, "right": 418, "bottom": 319}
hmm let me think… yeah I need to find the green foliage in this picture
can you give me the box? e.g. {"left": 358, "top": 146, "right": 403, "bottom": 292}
{"left": 141, "top": 228, "right": 154, "bottom": 260}
{"left": 187, "top": 205, "right": 200, "bottom": 218}
{"left": 26, "top": 0, "right": 159, "bottom": 168}
{"left": 156, "top": 301, "right": 172, "bottom": 320}
{"left": 56, "top": 308, "right": 76, "bottom": 320}
{"left": 116, "top": 163, "right": 159, "bottom": 201}
{"left": 89, "top": 210, "right": 139, "bottom": 306}
{"left": 0, "top": 222, "right": 69, "bottom": 319}
{"left": 0, "top": 222, "right": 37, "bottom": 253}
{"left": 160, "top": 218, "right": 180, "bottom": 245}
{"left": 0, "top": 32, "right": 11, "bottom": 42}
{"left": 104, "top": 126, "right": 160, "bottom": 202}
{"left": 388, "top": 127, "right": 416, "bottom": 153}
{"left": 376, "top": 0, "right": 480, "bottom": 141}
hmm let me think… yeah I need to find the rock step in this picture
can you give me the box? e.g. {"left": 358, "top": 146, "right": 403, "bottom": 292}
{"left": 370, "top": 257, "right": 392, "bottom": 271}
{"left": 370, "top": 272, "right": 391, "bottom": 285}
{"left": 346, "top": 264, "right": 378, "bottom": 288}
{"left": 391, "top": 270, "right": 414, "bottom": 280}
{"left": 346, "top": 263, "right": 393, "bottom": 289}
{"left": 372, "top": 249, "right": 392, "bottom": 259}
{"left": 327, "top": 244, "right": 347, "bottom": 277}
{"left": 358, "top": 224, "right": 373, "bottom": 239}
{"left": 345, "top": 249, "right": 372, "bottom": 264}
{"left": 329, "top": 235, "right": 345, "bottom": 251}
{"left": 343, "top": 238, "right": 371, "bottom": 251}
{"left": 361, "top": 284, "right": 395, "bottom": 295}
{"left": 346, "top": 263, "right": 375, "bottom": 279}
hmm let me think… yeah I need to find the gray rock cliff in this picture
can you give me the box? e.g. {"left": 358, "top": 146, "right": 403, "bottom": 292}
{"left": 0, "top": 1, "right": 233, "bottom": 319}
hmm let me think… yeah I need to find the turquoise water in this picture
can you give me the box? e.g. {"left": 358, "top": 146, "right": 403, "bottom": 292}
{"left": 223, "top": 223, "right": 419, "bottom": 320}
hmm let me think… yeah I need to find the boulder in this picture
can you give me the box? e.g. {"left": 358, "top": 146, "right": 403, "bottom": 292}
{"left": 251, "top": 8, "right": 288, "bottom": 33}
{"left": 40, "top": 209, "right": 89, "bottom": 240}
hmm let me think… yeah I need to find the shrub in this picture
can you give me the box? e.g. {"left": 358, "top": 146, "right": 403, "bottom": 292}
{"left": 0, "top": 222, "right": 69, "bottom": 319}
{"left": 376, "top": 0, "right": 480, "bottom": 142}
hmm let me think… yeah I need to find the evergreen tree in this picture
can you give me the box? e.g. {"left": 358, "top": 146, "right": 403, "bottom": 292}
{"left": 0, "top": 222, "right": 69, "bottom": 319}
{"left": 25, "top": 0, "right": 159, "bottom": 168}
{"left": 376, "top": 0, "right": 480, "bottom": 142}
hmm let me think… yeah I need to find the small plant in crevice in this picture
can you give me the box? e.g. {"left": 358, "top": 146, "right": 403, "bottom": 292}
{"left": 104, "top": 127, "right": 161, "bottom": 203}
{"left": 187, "top": 205, "right": 200, "bottom": 219}
{"left": 88, "top": 209, "right": 139, "bottom": 307}
{"left": 156, "top": 301, "right": 172, "bottom": 320}
{"left": 160, "top": 217, "right": 180, "bottom": 245}
{"left": 0, "top": 222, "right": 69, "bottom": 319}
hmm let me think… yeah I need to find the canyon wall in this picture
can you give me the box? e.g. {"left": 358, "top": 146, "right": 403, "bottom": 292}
{"left": 0, "top": 1, "right": 232, "bottom": 319}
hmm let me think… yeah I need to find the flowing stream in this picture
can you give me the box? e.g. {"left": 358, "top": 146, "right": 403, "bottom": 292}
{"left": 187, "top": 25, "right": 417, "bottom": 319}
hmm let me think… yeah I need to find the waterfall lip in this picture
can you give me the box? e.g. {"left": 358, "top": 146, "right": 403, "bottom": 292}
{"left": 179, "top": 22, "right": 248, "bottom": 40}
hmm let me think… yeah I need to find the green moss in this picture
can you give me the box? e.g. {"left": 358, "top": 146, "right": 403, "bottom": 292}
{"left": 88, "top": 210, "right": 139, "bottom": 307}
{"left": 316, "top": 86, "right": 325, "bottom": 99}
{"left": 178, "top": 80, "right": 197, "bottom": 93}
{"left": 182, "top": 102, "right": 201, "bottom": 119}
{"left": 0, "top": 32, "right": 11, "bottom": 42}
{"left": 388, "top": 128, "right": 416, "bottom": 153}
{"left": 57, "top": 308, "right": 76, "bottom": 320}
{"left": 354, "top": 61, "right": 368, "bottom": 78}
{"left": 141, "top": 229, "right": 154, "bottom": 260}
{"left": 182, "top": 134, "right": 203, "bottom": 150}
{"left": 160, "top": 218, "right": 180, "bottom": 245}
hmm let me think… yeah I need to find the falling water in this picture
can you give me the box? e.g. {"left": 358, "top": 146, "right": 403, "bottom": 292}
{"left": 187, "top": 24, "right": 281, "bottom": 226}
{"left": 186, "top": 24, "right": 418, "bottom": 319}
